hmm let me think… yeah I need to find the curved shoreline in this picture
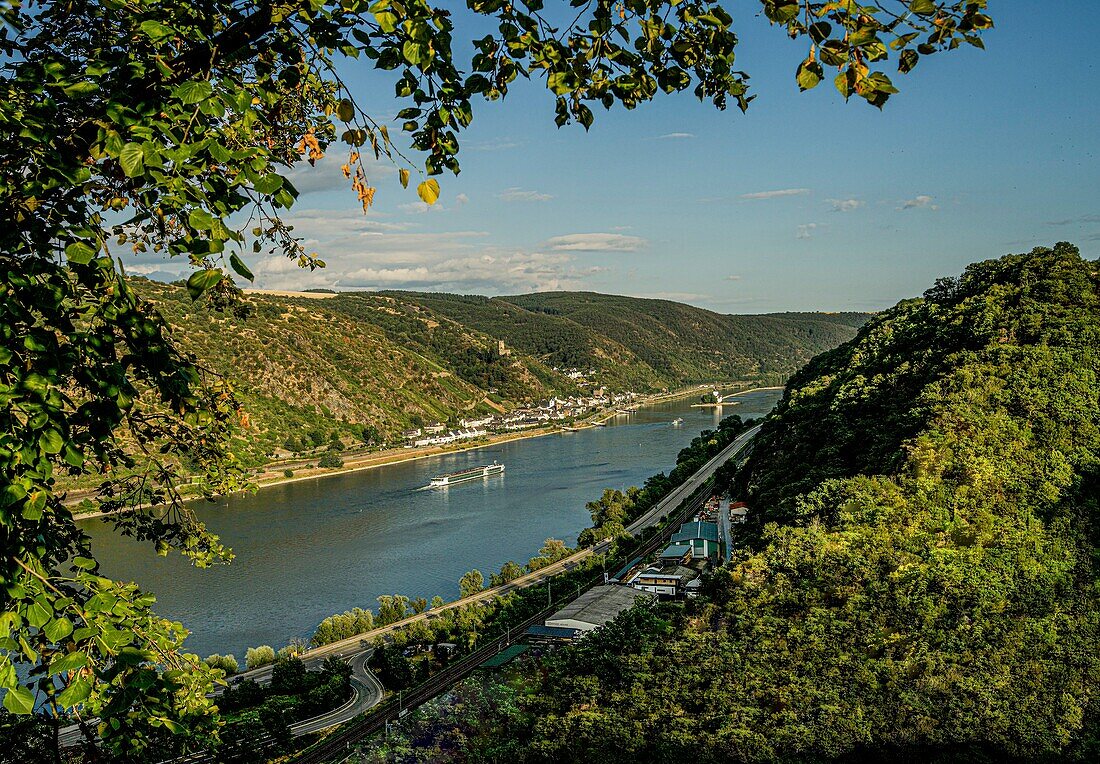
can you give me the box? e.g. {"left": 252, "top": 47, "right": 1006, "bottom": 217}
{"left": 73, "top": 383, "right": 781, "bottom": 521}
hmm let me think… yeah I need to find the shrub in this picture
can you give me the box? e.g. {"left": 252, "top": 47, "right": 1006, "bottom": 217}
{"left": 318, "top": 453, "right": 343, "bottom": 469}
{"left": 283, "top": 469, "right": 294, "bottom": 478}
{"left": 245, "top": 645, "right": 276, "bottom": 670}
{"left": 204, "top": 653, "right": 239, "bottom": 675}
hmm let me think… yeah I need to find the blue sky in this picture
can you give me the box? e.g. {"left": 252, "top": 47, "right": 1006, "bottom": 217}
{"left": 148, "top": 3, "right": 1100, "bottom": 313}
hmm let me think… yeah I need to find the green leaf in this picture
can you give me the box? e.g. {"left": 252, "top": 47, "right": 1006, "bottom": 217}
{"left": 417, "top": 179, "right": 440, "bottom": 205}
{"left": 62, "top": 81, "right": 100, "bottom": 97}
{"left": 64, "top": 241, "right": 97, "bottom": 265}
{"left": 57, "top": 677, "right": 92, "bottom": 708}
{"left": 252, "top": 173, "right": 284, "bottom": 195}
{"left": 899, "top": 48, "right": 920, "bottom": 73}
{"left": 0, "top": 613, "right": 17, "bottom": 641}
{"left": 26, "top": 601, "right": 51, "bottom": 629}
{"left": 402, "top": 41, "right": 425, "bottom": 66}
{"left": 22, "top": 490, "right": 46, "bottom": 521}
{"left": 174, "top": 80, "right": 213, "bottom": 105}
{"left": 49, "top": 651, "right": 89, "bottom": 676}
{"left": 44, "top": 616, "right": 74, "bottom": 643}
{"left": 808, "top": 22, "right": 832, "bottom": 44}
{"left": 910, "top": 0, "right": 937, "bottom": 14}
{"left": 72, "top": 557, "right": 97, "bottom": 571}
{"left": 38, "top": 429, "right": 64, "bottom": 455}
{"left": 0, "top": 655, "right": 16, "bottom": 689}
{"left": 797, "top": 59, "right": 823, "bottom": 91}
{"left": 139, "top": 19, "right": 175, "bottom": 40}
{"left": 577, "top": 104, "right": 593, "bottom": 130}
{"left": 547, "top": 72, "right": 572, "bottom": 95}
{"left": 834, "top": 70, "right": 853, "bottom": 98}
{"left": 229, "top": 253, "right": 254, "bottom": 282}
{"left": 188, "top": 208, "right": 214, "bottom": 230}
{"left": 2, "top": 685, "right": 34, "bottom": 715}
{"left": 208, "top": 141, "right": 231, "bottom": 163}
{"left": 186, "top": 269, "right": 223, "bottom": 300}
{"left": 62, "top": 443, "right": 85, "bottom": 468}
{"left": 374, "top": 11, "right": 398, "bottom": 33}
{"left": 119, "top": 142, "right": 144, "bottom": 177}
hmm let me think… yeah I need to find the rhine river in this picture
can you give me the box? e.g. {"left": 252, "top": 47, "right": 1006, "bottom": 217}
{"left": 80, "top": 389, "right": 782, "bottom": 660}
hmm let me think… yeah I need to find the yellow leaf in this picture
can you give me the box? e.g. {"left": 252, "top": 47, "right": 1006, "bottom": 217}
{"left": 399, "top": 169, "right": 410, "bottom": 189}
{"left": 417, "top": 179, "right": 440, "bottom": 205}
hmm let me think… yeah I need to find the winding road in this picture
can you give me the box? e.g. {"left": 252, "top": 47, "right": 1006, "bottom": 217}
{"left": 289, "top": 652, "right": 383, "bottom": 737}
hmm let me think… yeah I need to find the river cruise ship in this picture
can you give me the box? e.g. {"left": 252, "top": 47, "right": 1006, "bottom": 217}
{"left": 428, "top": 462, "right": 505, "bottom": 488}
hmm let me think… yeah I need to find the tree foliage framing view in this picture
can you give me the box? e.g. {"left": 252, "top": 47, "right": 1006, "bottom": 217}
{"left": 0, "top": 0, "right": 993, "bottom": 757}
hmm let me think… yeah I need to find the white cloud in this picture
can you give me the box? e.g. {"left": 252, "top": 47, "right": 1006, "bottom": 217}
{"left": 282, "top": 155, "right": 394, "bottom": 196}
{"left": 724, "top": 275, "right": 742, "bottom": 281}
{"left": 338, "top": 251, "right": 583, "bottom": 292}
{"left": 397, "top": 201, "right": 437, "bottom": 215}
{"left": 126, "top": 262, "right": 184, "bottom": 277}
{"left": 497, "top": 187, "right": 554, "bottom": 203}
{"left": 454, "top": 193, "right": 470, "bottom": 206}
{"left": 544, "top": 233, "right": 648, "bottom": 252}
{"left": 285, "top": 209, "right": 412, "bottom": 234}
{"left": 828, "top": 198, "right": 864, "bottom": 212}
{"left": 658, "top": 132, "right": 695, "bottom": 140}
{"left": 899, "top": 195, "right": 939, "bottom": 211}
{"left": 740, "top": 188, "right": 811, "bottom": 201}
{"left": 243, "top": 210, "right": 603, "bottom": 294}
{"left": 796, "top": 223, "right": 819, "bottom": 239}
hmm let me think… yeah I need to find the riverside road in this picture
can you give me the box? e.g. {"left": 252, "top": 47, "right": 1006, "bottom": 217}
{"left": 61, "top": 421, "right": 765, "bottom": 752}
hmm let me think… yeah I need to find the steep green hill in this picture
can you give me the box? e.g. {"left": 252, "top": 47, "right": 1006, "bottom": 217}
{"left": 135, "top": 281, "right": 865, "bottom": 466}
{"left": 495, "top": 243, "right": 1100, "bottom": 762}
{"left": 140, "top": 282, "right": 570, "bottom": 465}
{"left": 376, "top": 291, "right": 666, "bottom": 390}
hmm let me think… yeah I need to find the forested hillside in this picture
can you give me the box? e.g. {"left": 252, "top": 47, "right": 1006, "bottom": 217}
{"left": 139, "top": 282, "right": 865, "bottom": 464}
{"left": 392, "top": 291, "right": 866, "bottom": 389}
{"left": 468, "top": 243, "right": 1100, "bottom": 762}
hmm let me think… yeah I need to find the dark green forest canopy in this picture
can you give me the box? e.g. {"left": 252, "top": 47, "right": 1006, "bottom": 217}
{"left": 491, "top": 243, "right": 1100, "bottom": 763}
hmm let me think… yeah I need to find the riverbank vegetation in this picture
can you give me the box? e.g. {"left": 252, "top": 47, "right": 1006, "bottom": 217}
{"left": 346, "top": 244, "right": 1100, "bottom": 763}
{"left": 577, "top": 414, "right": 757, "bottom": 546}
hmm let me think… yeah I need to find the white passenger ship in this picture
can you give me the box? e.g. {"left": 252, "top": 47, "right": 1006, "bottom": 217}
{"left": 428, "top": 462, "right": 505, "bottom": 488}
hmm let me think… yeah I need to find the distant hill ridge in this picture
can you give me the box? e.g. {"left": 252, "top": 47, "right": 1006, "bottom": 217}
{"left": 382, "top": 290, "right": 868, "bottom": 391}
{"left": 137, "top": 280, "right": 867, "bottom": 465}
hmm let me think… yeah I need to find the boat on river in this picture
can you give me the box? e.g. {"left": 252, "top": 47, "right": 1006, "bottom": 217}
{"left": 428, "top": 462, "right": 505, "bottom": 488}
{"left": 671, "top": 417, "right": 684, "bottom": 426}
